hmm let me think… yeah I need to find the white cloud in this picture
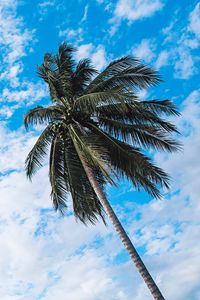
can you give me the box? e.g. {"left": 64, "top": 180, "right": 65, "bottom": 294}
{"left": 189, "top": 2, "right": 200, "bottom": 38}
{"left": 131, "top": 40, "right": 169, "bottom": 72}
{"left": 155, "top": 89, "right": 200, "bottom": 196}
{"left": 129, "top": 4, "right": 200, "bottom": 79}
{"left": 38, "top": 0, "right": 56, "bottom": 16}
{"left": 155, "top": 50, "right": 169, "bottom": 69}
{"left": 76, "top": 43, "right": 93, "bottom": 60}
{"left": 76, "top": 44, "right": 107, "bottom": 70}
{"left": 42, "top": 252, "right": 123, "bottom": 300}
{"left": 0, "top": 0, "right": 34, "bottom": 85}
{"left": 130, "top": 3, "right": 200, "bottom": 79}
{"left": 0, "top": 82, "right": 47, "bottom": 119}
{"left": 0, "top": 0, "right": 46, "bottom": 117}
{"left": 174, "top": 47, "right": 196, "bottom": 79}
{"left": 132, "top": 39, "right": 156, "bottom": 63}
{"left": 0, "top": 105, "right": 14, "bottom": 119}
{"left": 113, "top": 0, "right": 163, "bottom": 22}
{"left": 0, "top": 126, "right": 35, "bottom": 173}
{"left": 0, "top": 81, "right": 47, "bottom": 119}
{"left": 158, "top": 3, "right": 200, "bottom": 79}
{"left": 91, "top": 45, "right": 107, "bottom": 70}
{"left": 136, "top": 89, "right": 148, "bottom": 99}
{"left": 81, "top": 4, "right": 89, "bottom": 22}
{"left": 39, "top": 0, "right": 55, "bottom": 8}
{"left": 108, "top": 0, "right": 164, "bottom": 36}
{"left": 59, "top": 27, "right": 83, "bottom": 44}
{"left": 1, "top": 82, "right": 47, "bottom": 105}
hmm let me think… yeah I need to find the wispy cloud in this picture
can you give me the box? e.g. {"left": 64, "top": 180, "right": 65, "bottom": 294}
{"left": 59, "top": 27, "right": 84, "bottom": 44}
{"left": 113, "top": 0, "right": 164, "bottom": 22}
{"left": 130, "top": 3, "right": 200, "bottom": 79}
{"left": 0, "top": 1, "right": 47, "bottom": 118}
{"left": 189, "top": 2, "right": 200, "bottom": 38}
{"left": 161, "top": 4, "right": 200, "bottom": 79}
{"left": 38, "top": 0, "right": 56, "bottom": 18}
{"left": 81, "top": 4, "right": 89, "bottom": 22}
{"left": 0, "top": 0, "right": 34, "bottom": 86}
{"left": 132, "top": 39, "right": 156, "bottom": 63}
{"left": 154, "top": 50, "right": 169, "bottom": 70}
{"left": 76, "top": 43, "right": 107, "bottom": 70}
{"left": 108, "top": 0, "right": 164, "bottom": 35}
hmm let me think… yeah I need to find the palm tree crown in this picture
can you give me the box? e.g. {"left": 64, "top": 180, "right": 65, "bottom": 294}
{"left": 24, "top": 43, "right": 179, "bottom": 224}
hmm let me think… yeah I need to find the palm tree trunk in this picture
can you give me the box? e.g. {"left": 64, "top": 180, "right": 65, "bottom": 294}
{"left": 80, "top": 158, "right": 165, "bottom": 300}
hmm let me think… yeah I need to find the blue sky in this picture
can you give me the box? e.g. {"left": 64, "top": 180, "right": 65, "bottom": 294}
{"left": 0, "top": 0, "right": 200, "bottom": 299}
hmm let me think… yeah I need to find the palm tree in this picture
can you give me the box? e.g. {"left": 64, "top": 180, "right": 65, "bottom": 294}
{"left": 24, "top": 43, "right": 180, "bottom": 300}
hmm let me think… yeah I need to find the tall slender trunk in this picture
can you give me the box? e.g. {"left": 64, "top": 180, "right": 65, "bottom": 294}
{"left": 80, "top": 158, "right": 165, "bottom": 300}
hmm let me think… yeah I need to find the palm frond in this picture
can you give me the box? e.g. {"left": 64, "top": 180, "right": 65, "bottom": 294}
{"left": 25, "top": 124, "right": 54, "bottom": 179}
{"left": 54, "top": 43, "right": 76, "bottom": 99}
{"left": 96, "top": 102, "right": 178, "bottom": 133}
{"left": 86, "top": 56, "right": 161, "bottom": 93}
{"left": 49, "top": 136, "right": 68, "bottom": 213}
{"left": 24, "top": 105, "right": 63, "bottom": 129}
{"left": 74, "top": 88, "right": 133, "bottom": 113}
{"left": 36, "top": 53, "right": 56, "bottom": 82}
{"left": 56, "top": 43, "right": 75, "bottom": 72}
{"left": 98, "top": 117, "right": 180, "bottom": 152}
{"left": 64, "top": 138, "right": 106, "bottom": 224}
{"left": 85, "top": 122, "right": 170, "bottom": 198}
{"left": 86, "top": 56, "right": 140, "bottom": 92}
{"left": 72, "top": 59, "right": 98, "bottom": 96}
{"left": 69, "top": 124, "right": 114, "bottom": 185}
{"left": 141, "top": 100, "right": 180, "bottom": 116}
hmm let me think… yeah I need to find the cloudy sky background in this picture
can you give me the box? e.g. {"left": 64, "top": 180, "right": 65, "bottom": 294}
{"left": 0, "top": 1, "right": 200, "bottom": 299}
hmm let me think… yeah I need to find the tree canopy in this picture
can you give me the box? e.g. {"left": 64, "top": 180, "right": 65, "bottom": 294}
{"left": 24, "top": 43, "right": 180, "bottom": 224}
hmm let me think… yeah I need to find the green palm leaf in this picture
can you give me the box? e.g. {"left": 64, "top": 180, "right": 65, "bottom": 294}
{"left": 49, "top": 135, "right": 67, "bottom": 213}
{"left": 86, "top": 56, "right": 161, "bottom": 93}
{"left": 74, "top": 88, "right": 133, "bottom": 113}
{"left": 64, "top": 138, "right": 106, "bottom": 224}
{"left": 84, "top": 122, "right": 170, "bottom": 198}
{"left": 141, "top": 99, "right": 180, "bottom": 116}
{"left": 69, "top": 125, "right": 115, "bottom": 185}
{"left": 24, "top": 105, "right": 63, "bottom": 129}
{"left": 25, "top": 124, "right": 54, "bottom": 179}
{"left": 96, "top": 102, "right": 178, "bottom": 133}
{"left": 98, "top": 117, "right": 180, "bottom": 152}
{"left": 72, "top": 59, "right": 98, "bottom": 96}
